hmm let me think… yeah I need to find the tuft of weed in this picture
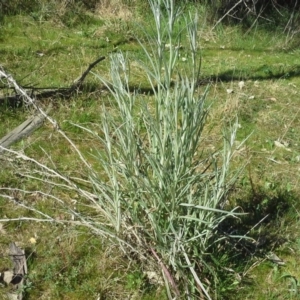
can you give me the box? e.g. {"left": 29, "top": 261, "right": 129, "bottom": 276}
{"left": 87, "top": 0, "right": 248, "bottom": 298}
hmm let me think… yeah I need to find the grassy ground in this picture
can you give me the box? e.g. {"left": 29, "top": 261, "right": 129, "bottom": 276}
{"left": 1, "top": 1, "right": 300, "bottom": 299}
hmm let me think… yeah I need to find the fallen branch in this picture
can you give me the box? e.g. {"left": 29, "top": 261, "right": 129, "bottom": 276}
{"left": 71, "top": 56, "right": 106, "bottom": 89}
{"left": 0, "top": 56, "right": 105, "bottom": 107}
{"left": 0, "top": 67, "right": 92, "bottom": 169}
{"left": 0, "top": 107, "right": 51, "bottom": 155}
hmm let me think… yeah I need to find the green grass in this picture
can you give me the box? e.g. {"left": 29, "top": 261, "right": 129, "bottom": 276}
{"left": 1, "top": 1, "right": 300, "bottom": 299}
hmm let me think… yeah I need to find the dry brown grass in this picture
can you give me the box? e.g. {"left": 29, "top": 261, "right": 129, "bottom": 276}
{"left": 95, "top": 0, "right": 139, "bottom": 20}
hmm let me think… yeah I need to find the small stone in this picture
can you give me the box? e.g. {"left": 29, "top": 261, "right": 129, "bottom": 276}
{"left": 238, "top": 81, "right": 245, "bottom": 90}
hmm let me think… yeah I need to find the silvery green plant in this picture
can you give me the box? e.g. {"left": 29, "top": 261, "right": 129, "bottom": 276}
{"left": 91, "top": 0, "right": 246, "bottom": 298}
{"left": 0, "top": 1, "right": 247, "bottom": 299}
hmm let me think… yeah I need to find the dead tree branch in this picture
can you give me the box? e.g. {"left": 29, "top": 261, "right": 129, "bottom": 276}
{"left": 0, "top": 107, "right": 51, "bottom": 154}
{"left": 0, "top": 56, "right": 105, "bottom": 107}
{"left": 0, "top": 68, "right": 92, "bottom": 169}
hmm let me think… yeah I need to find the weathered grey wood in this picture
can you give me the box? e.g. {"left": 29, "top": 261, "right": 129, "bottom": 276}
{"left": 6, "top": 243, "right": 27, "bottom": 300}
{"left": 0, "top": 110, "right": 48, "bottom": 154}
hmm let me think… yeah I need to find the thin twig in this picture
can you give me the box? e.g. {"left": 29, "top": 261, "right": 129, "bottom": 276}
{"left": 72, "top": 56, "right": 106, "bottom": 89}
{"left": 212, "top": 0, "right": 243, "bottom": 30}
{"left": 150, "top": 247, "right": 180, "bottom": 298}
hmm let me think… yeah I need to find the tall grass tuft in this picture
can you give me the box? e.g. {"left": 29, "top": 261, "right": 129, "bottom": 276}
{"left": 0, "top": 0, "right": 246, "bottom": 298}
{"left": 89, "top": 0, "right": 245, "bottom": 298}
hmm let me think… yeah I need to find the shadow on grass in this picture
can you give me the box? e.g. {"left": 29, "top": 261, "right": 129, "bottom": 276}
{"left": 198, "top": 64, "right": 300, "bottom": 85}
{"left": 2, "top": 61, "right": 300, "bottom": 110}
{"left": 219, "top": 185, "right": 293, "bottom": 256}
{"left": 202, "top": 184, "right": 296, "bottom": 298}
